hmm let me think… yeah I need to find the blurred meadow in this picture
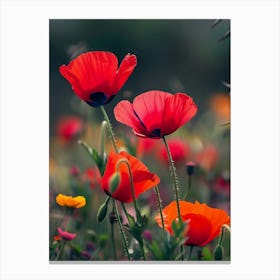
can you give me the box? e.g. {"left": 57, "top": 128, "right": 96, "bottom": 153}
{"left": 49, "top": 19, "right": 230, "bottom": 261}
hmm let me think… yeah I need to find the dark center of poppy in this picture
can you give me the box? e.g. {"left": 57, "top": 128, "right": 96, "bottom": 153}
{"left": 132, "top": 109, "right": 161, "bottom": 137}
{"left": 150, "top": 128, "right": 161, "bottom": 137}
{"left": 86, "top": 92, "right": 115, "bottom": 107}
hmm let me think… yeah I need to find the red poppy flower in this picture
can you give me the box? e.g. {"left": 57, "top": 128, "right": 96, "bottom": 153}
{"left": 56, "top": 116, "right": 83, "bottom": 142}
{"left": 101, "top": 151, "right": 160, "bottom": 203}
{"left": 59, "top": 51, "right": 137, "bottom": 107}
{"left": 155, "top": 201, "right": 230, "bottom": 247}
{"left": 158, "top": 138, "right": 190, "bottom": 165}
{"left": 114, "top": 90, "right": 198, "bottom": 138}
{"left": 136, "top": 137, "right": 158, "bottom": 157}
{"left": 82, "top": 167, "right": 102, "bottom": 189}
{"left": 214, "top": 174, "right": 230, "bottom": 196}
{"left": 195, "top": 144, "right": 219, "bottom": 171}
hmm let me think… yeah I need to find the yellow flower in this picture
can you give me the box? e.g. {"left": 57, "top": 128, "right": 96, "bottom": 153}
{"left": 56, "top": 194, "right": 86, "bottom": 208}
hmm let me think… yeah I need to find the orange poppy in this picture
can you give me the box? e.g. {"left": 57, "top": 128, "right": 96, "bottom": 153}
{"left": 155, "top": 201, "right": 230, "bottom": 247}
{"left": 56, "top": 194, "right": 86, "bottom": 208}
{"left": 210, "top": 93, "right": 230, "bottom": 122}
{"left": 102, "top": 151, "right": 160, "bottom": 203}
{"left": 195, "top": 144, "right": 219, "bottom": 171}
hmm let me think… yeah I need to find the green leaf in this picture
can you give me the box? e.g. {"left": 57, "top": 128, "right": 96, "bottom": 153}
{"left": 78, "top": 140, "right": 105, "bottom": 174}
{"left": 201, "top": 247, "right": 213, "bottom": 260}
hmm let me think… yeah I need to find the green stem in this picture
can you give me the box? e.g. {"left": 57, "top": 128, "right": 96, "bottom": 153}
{"left": 154, "top": 185, "right": 165, "bottom": 236}
{"left": 100, "top": 105, "right": 118, "bottom": 153}
{"left": 218, "top": 226, "right": 225, "bottom": 245}
{"left": 187, "top": 245, "right": 194, "bottom": 261}
{"left": 162, "top": 136, "right": 181, "bottom": 218}
{"left": 113, "top": 199, "right": 131, "bottom": 260}
{"left": 162, "top": 136, "right": 183, "bottom": 260}
{"left": 116, "top": 159, "right": 141, "bottom": 221}
{"left": 121, "top": 202, "right": 130, "bottom": 222}
{"left": 55, "top": 240, "right": 65, "bottom": 261}
{"left": 117, "top": 161, "right": 146, "bottom": 261}
{"left": 100, "top": 120, "right": 107, "bottom": 162}
{"left": 184, "top": 174, "right": 192, "bottom": 200}
{"left": 139, "top": 241, "right": 146, "bottom": 260}
{"left": 110, "top": 218, "right": 117, "bottom": 260}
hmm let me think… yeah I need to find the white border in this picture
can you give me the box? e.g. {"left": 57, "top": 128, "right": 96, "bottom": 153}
{"left": 0, "top": 0, "right": 279, "bottom": 279}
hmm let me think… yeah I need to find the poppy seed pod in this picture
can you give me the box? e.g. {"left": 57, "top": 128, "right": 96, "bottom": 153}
{"left": 186, "top": 161, "right": 196, "bottom": 176}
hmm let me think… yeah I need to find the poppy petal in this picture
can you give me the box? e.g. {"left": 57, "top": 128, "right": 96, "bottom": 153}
{"left": 133, "top": 91, "right": 171, "bottom": 137}
{"left": 183, "top": 213, "right": 212, "bottom": 246}
{"left": 113, "top": 54, "right": 137, "bottom": 92}
{"left": 101, "top": 151, "right": 159, "bottom": 203}
{"left": 156, "top": 200, "right": 230, "bottom": 247}
{"left": 195, "top": 202, "right": 230, "bottom": 246}
{"left": 59, "top": 51, "right": 118, "bottom": 101}
{"left": 161, "top": 93, "right": 198, "bottom": 135}
{"left": 110, "top": 152, "right": 159, "bottom": 202}
{"left": 57, "top": 227, "right": 77, "bottom": 241}
{"left": 114, "top": 100, "right": 150, "bottom": 136}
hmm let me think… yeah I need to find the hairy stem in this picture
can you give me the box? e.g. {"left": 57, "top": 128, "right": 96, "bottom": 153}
{"left": 100, "top": 105, "right": 118, "bottom": 153}
{"left": 162, "top": 136, "right": 181, "bottom": 218}
{"left": 113, "top": 199, "right": 131, "bottom": 260}
{"left": 154, "top": 185, "right": 165, "bottom": 236}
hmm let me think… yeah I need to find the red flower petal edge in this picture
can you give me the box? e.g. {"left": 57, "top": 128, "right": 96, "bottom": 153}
{"left": 60, "top": 51, "right": 137, "bottom": 107}
{"left": 114, "top": 90, "right": 198, "bottom": 137}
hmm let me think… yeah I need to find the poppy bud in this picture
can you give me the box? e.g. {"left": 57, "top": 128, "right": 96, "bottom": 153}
{"left": 97, "top": 201, "right": 109, "bottom": 224}
{"left": 186, "top": 161, "right": 196, "bottom": 176}
{"left": 109, "top": 172, "right": 121, "bottom": 194}
{"left": 214, "top": 244, "right": 224, "bottom": 260}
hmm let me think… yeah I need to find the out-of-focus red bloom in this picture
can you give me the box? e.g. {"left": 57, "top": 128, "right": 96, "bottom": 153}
{"left": 195, "top": 144, "right": 219, "bottom": 171}
{"left": 57, "top": 116, "right": 83, "bottom": 142}
{"left": 82, "top": 167, "right": 102, "bottom": 189}
{"left": 136, "top": 137, "right": 158, "bottom": 157}
{"left": 214, "top": 175, "right": 230, "bottom": 196}
{"left": 210, "top": 93, "right": 230, "bottom": 122}
{"left": 69, "top": 166, "right": 79, "bottom": 177}
{"left": 57, "top": 227, "right": 77, "bottom": 241}
{"left": 59, "top": 51, "right": 137, "bottom": 107}
{"left": 158, "top": 138, "right": 190, "bottom": 165}
{"left": 155, "top": 201, "right": 230, "bottom": 247}
{"left": 102, "top": 151, "right": 160, "bottom": 203}
{"left": 114, "top": 90, "right": 198, "bottom": 138}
